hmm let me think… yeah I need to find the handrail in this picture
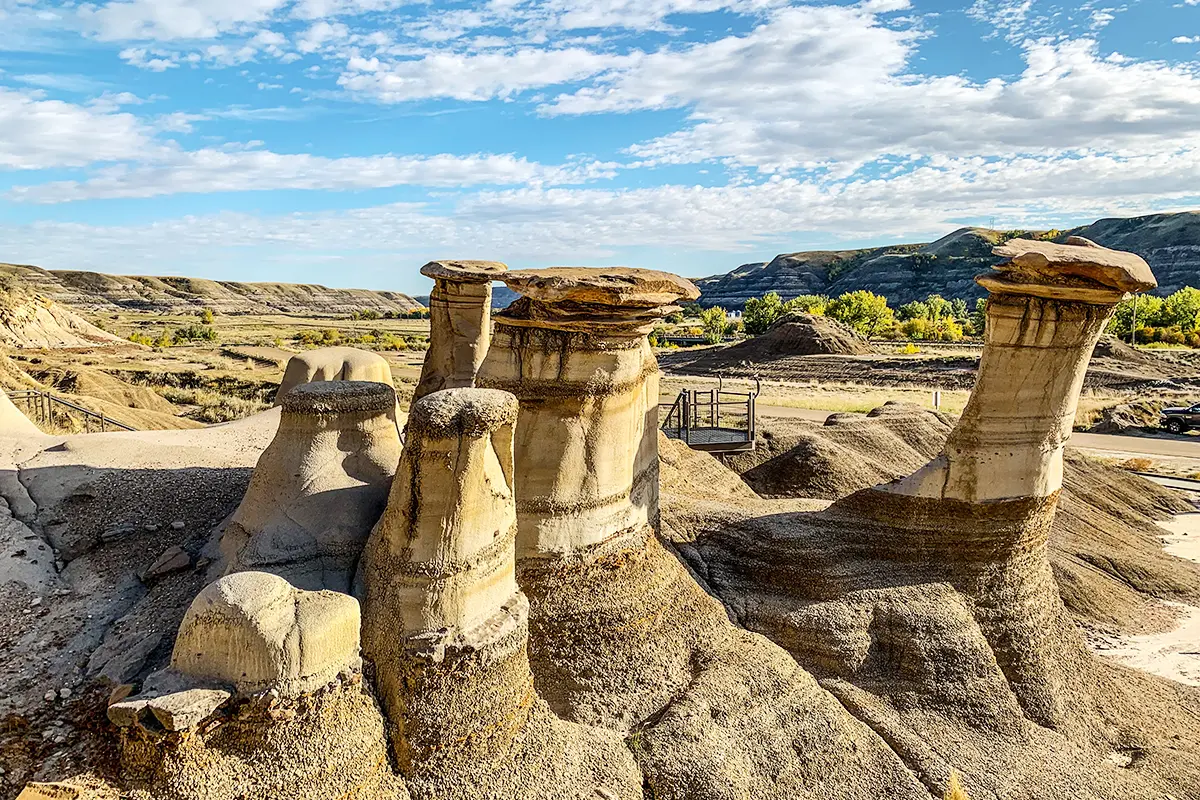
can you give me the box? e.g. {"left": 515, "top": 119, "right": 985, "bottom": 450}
{"left": 9, "top": 389, "right": 136, "bottom": 432}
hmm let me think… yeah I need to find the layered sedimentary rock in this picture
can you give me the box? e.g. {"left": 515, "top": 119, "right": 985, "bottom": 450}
{"left": 478, "top": 267, "right": 697, "bottom": 559}
{"left": 360, "top": 388, "right": 641, "bottom": 799}
{"left": 476, "top": 268, "right": 928, "bottom": 798}
{"left": 411, "top": 260, "right": 506, "bottom": 405}
{"left": 275, "top": 346, "right": 394, "bottom": 404}
{"left": 110, "top": 572, "right": 403, "bottom": 800}
{"left": 221, "top": 381, "right": 401, "bottom": 592}
{"left": 670, "top": 239, "right": 1200, "bottom": 798}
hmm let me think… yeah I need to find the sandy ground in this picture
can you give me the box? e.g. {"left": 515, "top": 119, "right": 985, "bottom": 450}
{"left": 1095, "top": 513, "right": 1200, "bottom": 686}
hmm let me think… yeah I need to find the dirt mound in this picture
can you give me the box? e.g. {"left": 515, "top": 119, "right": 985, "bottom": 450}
{"left": 1091, "top": 335, "right": 1167, "bottom": 368}
{"left": 662, "top": 313, "right": 870, "bottom": 374}
{"left": 721, "top": 404, "right": 1200, "bottom": 634}
{"left": 657, "top": 431, "right": 760, "bottom": 501}
{"left": 29, "top": 367, "right": 178, "bottom": 415}
{"left": 1084, "top": 400, "right": 1162, "bottom": 433}
{"left": 0, "top": 292, "right": 123, "bottom": 349}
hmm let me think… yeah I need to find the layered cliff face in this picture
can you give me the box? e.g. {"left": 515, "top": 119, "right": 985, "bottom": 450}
{"left": 0, "top": 263, "right": 421, "bottom": 316}
{"left": 697, "top": 210, "right": 1200, "bottom": 308}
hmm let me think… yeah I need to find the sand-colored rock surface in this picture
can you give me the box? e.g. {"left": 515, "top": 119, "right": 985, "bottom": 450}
{"left": 171, "top": 571, "right": 361, "bottom": 695}
{"left": 362, "top": 387, "right": 643, "bottom": 800}
{"left": 221, "top": 381, "right": 401, "bottom": 591}
{"left": 4, "top": 254, "right": 1200, "bottom": 800}
{"left": 411, "top": 260, "right": 505, "bottom": 405}
{"left": 275, "top": 346, "right": 394, "bottom": 404}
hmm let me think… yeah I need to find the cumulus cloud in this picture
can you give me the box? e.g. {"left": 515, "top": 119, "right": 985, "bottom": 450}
{"left": 0, "top": 86, "right": 156, "bottom": 169}
{"left": 81, "top": 0, "right": 290, "bottom": 40}
{"left": 534, "top": 7, "right": 1200, "bottom": 174}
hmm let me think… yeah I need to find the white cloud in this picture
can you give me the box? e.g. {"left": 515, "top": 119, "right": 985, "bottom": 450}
{"left": 80, "top": 0, "right": 289, "bottom": 41}
{"left": 118, "top": 46, "right": 180, "bottom": 70}
{"left": 0, "top": 86, "right": 156, "bottom": 169}
{"left": 8, "top": 149, "right": 618, "bottom": 203}
{"left": 1174, "top": 36, "right": 1199, "bottom": 44}
{"left": 338, "top": 46, "right": 627, "bottom": 101}
{"left": 5, "top": 150, "right": 1198, "bottom": 281}
{"left": 534, "top": 7, "right": 1200, "bottom": 174}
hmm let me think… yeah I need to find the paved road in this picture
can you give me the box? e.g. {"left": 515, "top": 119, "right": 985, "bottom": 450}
{"left": 753, "top": 403, "right": 1200, "bottom": 460}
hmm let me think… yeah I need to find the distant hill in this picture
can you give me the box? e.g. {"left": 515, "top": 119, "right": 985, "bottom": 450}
{"left": 696, "top": 211, "right": 1200, "bottom": 308}
{"left": 0, "top": 263, "right": 422, "bottom": 317}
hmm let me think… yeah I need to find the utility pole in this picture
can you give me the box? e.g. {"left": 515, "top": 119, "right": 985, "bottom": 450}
{"left": 1130, "top": 294, "right": 1138, "bottom": 346}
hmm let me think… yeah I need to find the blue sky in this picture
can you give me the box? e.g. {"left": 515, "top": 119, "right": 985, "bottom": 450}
{"left": 1, "top": 0, "right": 1199, "bottom": 293}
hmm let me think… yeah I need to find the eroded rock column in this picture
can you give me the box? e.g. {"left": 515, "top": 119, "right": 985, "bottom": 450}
{"left": 220, "top": 381, "right": 401, "bottom": 592}
{"left": 412, "top": 260, "right": 507, "bottom": 405}
{"left": 360, "top": 387, "right": 641, "bottom": 797}
{"left": 477, "top": 267, "right": 699, "bottom": 560}
{"left": 888, "top": 236, "right": 1155, "bottom": 503}
{"left": 838, "top": 236, "right": 1157, "bottom": 732}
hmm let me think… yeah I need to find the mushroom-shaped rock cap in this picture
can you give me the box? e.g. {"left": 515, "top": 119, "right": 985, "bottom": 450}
{"left": 410, "top": 387, "right": 519, "bottom": 440}
{"left": 421, "top": 260, "right": 509, "bottom": 283}
{"left": 282, "top": 380, "right": 396, "bottom": 415}
{"left": 989, "top": 236, "right": 1156, "bottom": 295}
{"left": 502, "top": 267, "right": 700, "bottom": 307}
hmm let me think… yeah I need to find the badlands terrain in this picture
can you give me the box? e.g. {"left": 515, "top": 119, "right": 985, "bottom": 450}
{"left": 0, "top": 239, "right": 1199, "bottom": 799}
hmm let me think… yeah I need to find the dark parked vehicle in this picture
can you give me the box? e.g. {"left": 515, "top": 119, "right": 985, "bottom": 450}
{"left": 1160, "top": 404, "right": 1200, "bottom": 434}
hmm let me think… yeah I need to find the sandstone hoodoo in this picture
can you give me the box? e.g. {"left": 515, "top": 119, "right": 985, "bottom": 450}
{"left": 411, "top": 260, "right": 507, "bottom": 406}
{"left": 220, "top": 380, "right": 402, "bottom": 592}
{"left": 274, "top": 346, "right": 395, "bottom": 404}
{"left": 361, "top": 387, "right": 642, "bottom": 798}
{"left": 669, "top": 238, "right": 1200, "bottom": 797}
{"left": 478, "top": 266, "right": 699, "bottom": 559}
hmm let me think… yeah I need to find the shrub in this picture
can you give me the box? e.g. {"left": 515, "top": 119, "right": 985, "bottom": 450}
{"left": 744, "top": 292, "right": 785, "bottom": 335}
{"left": 901, "top": 318, "right": 931, "bottom": 340}
{"left": 198, "top": 307, "right": 215, "bottom": 324}
{"left": 1188, "top": 333, "right": 1200, "bottom": 348}
{"left": 1121, "top": 457, "right": 1154, "bottom": 473}
{"left": 900, "top": 342, "right": 921, "bottom": 354}
{"left": 943, "top": 771, "right": 971, "bottom": 800}
{"left": 1162, "top": 326, "right": 1187, "bottom": 345}
{"left": 174, "top": 324, "right": 218, "bottom": 342}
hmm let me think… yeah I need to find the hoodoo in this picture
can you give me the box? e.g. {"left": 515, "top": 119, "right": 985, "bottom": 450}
{"left": 411, "top": 260, "right": 507, "bottom": 406}
{"left": 275, "top": 346, "right": 395, "bottom": 404}
{"left": 360, "top": 387, "right": 642, "bottom": 799}
{"left": 478, "top": 267, "right": 698, "bottom": 559}
{"left": 220, "top": 380, "right": 402, "bottom": 592}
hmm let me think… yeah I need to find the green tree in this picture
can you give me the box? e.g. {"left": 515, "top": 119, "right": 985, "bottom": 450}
{"left": 743, "top": 292, "right": 785, "bottom": 335}
{"left": 970, "top": 298, "right": 988, "bottom": 336}
{"left": 950, "top": 298, "right": 969, "bottom": 321}
{"left": 1107, "top": 295, "right": 1164, "bottom": 338}
{"left": 923, "top": 294, "right": 952, "bottom": 325}
{"left": 898, "top": 301, "right": 929, "bottom": 321}
{"left": 1162, "top": 287, "right": 1200, "bottom": 332}
{"left": 826, "top": 290, "right": 895, "bottom": 337}
{"left": 783, "top": 294, "right": 829, "bottom": 316}
{"left": 700, "top": 306, "right": 729, "bottom": 344}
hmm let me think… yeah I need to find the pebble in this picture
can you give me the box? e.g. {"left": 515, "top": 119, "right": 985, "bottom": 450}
{"left": 145, "top": 523, "right": 160, "bottom": 532}
{"left": 43, "top": 690, "right": 56, "bottom": 702}
{"left": 30, "top": 597, "right": 41, "bottom": 607}
{"left": 59, "top": 687, "right": 71, "bottom": 699}
{"left": 170, "top": 521, "right": 186, "bottom": 530}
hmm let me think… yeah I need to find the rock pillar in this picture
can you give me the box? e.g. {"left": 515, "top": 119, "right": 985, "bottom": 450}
{"left": 887, "top": 236, "right": 1155, "bottom": 503}
{"left": 359, "top": 387, "right": 643, "bottom": 797}
{"left": 476, "top": 267, "right": 699, "bottom": 560}
{"left": 220, "top": 381, "right": 401, "bottom": 592}
{"left": 412, "top": 260, "right": 507, "bottom": 405}
{"left": 838, "top": 236, "right": 1157, "bottom": 732}
{"left": 361, "top": 387, "right": 529, "bottom": 769}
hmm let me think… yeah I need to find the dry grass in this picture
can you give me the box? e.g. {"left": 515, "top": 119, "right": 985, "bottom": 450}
{"left": 944, "top": 772, "right": 971, "bottom": 800}
{"left": 1121, "top": 457, "right": 1154, "bottom": 473}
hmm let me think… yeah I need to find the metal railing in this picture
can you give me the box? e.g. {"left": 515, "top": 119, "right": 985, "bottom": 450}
{"left": 8, "top": 390, "right": 136, "bottom": 433}
{"left": 660, "top": 377, "right": 759, "bottom": 451}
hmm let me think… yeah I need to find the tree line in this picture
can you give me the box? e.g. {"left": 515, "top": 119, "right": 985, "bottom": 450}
{"left": 683, "top": 286, "right": 1200, "bottom": 348}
